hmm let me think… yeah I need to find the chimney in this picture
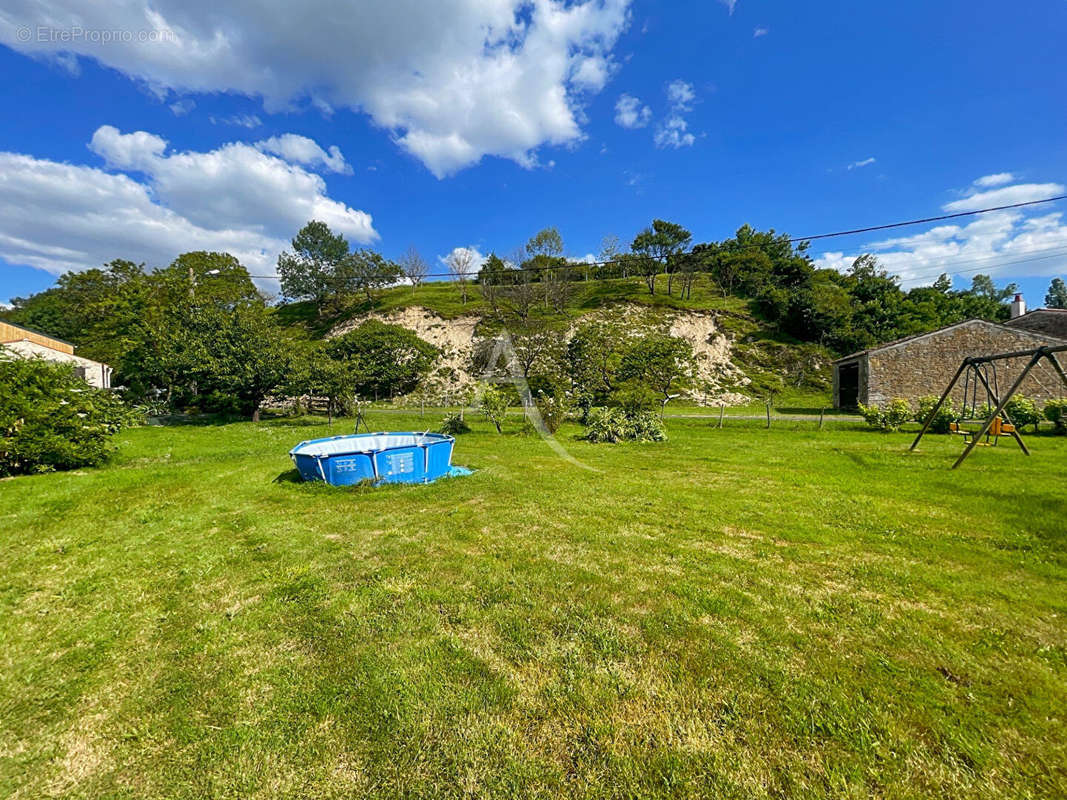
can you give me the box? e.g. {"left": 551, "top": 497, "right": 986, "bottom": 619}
{"left": 1010, "top": 293, "right": 1026, "bottom": 319}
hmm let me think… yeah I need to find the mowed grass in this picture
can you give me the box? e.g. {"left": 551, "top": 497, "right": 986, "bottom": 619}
{"left": 1, "top": 414, "right": 1064, "bottom": 799}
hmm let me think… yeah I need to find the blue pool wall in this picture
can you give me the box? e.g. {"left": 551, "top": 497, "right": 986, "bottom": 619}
{"left": 290, "top": 432, "right": 456, "bottom": 486}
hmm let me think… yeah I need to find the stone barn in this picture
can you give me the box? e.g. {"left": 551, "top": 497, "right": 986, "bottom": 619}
{"left": 832, "top": 318, "right": 1067, "bottom": 409}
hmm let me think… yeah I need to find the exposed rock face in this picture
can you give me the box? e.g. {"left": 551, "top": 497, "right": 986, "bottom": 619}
{"left": 329, "top": 305, "right": 749, "bottom": 404}
{"left": 331, "top": 306, "right": 483, "bottom": 396}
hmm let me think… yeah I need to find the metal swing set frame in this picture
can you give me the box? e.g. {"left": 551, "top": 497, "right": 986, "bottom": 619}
{"left": 910, "top": 344, "right": 1067, "bottom": 469}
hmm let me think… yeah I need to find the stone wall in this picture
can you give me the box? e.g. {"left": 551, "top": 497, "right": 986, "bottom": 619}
{"left": 865, "top": 320, "right": 1066, "bottom": 406}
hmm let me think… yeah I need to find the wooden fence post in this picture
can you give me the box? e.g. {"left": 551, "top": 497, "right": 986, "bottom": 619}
{"left": 819, "top": 408, "right": 825, "bottom": 429}
{"left": 718, "top": 403, "right": 725, "bottom": 429}
{"left": 765, "top": 401, "right": 772, "bottom": 429}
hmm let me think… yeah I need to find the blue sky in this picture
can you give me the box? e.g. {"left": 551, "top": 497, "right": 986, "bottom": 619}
{"left": 1, "top": 0, "right": 1065, "bottom": 306}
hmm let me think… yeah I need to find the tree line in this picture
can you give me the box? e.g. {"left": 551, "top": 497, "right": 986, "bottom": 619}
{"left": 4, "top": 217, "right": 1062, "bottom": 422}
{"left": 1, "top": 250, "right": 438, "bottom": 421}
{"left": 272, "top": 218, "right": 1046, "bottom": 359}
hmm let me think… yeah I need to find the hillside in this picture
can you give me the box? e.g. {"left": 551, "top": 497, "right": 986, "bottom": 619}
{"left": 274, "top": 273, "right": 835, "bottom": 403}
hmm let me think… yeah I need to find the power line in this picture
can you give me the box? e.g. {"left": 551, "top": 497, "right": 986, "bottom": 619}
{"left": 246, "top": 193, "right": 1066, "bottom": 281}
{"left": 888, "top": 248, "right": 1067, "bottom": 285}
{"left": 790, "top": 195, "right": 1065, "bottom": 243}
{"left": 823, "top": 246, "right": 1067, "bottom": 286}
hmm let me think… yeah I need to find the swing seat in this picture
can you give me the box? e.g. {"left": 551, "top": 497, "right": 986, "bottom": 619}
{"left": 951, "top": 417, "right": 1015, "bottom": 446}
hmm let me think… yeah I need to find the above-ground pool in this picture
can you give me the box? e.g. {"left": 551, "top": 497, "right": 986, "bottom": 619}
{"left": 289, "top": 432, "right": 456, "bottom": 486}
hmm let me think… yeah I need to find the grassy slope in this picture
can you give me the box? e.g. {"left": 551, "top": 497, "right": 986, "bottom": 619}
{"left": 1, "top": 415, "right": 1064, "bottom": 799}
{"left": 274, "top": 273, "right": 833, "bottom": 403}
{"left": 274, "top": 274, "right": 761, "bottom": 335}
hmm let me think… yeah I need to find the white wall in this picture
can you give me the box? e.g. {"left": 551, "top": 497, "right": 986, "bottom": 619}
{"left": 1, "top": 340, "right": 113, "bottom": 388}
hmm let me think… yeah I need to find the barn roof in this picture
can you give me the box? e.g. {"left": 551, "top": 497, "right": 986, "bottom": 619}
{"left": 833, "top": 318, "right": 1067, "bottom": 364}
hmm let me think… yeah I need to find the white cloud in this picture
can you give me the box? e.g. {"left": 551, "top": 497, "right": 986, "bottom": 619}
{"left": 753, "top": 27, "right": 769, "bottom": 38}
{"left": 847, "top": 157, "right": 876, "bottom": 170}
{"left": 814, "top": 176, "right": 1067, "bottom": 285}
{"left": 0, "top": 0, "right": 633, "bottom": 178}
{"left": 615, "top": 94, "right": 651, "bottom": 128}
{"left": 666, "top": 80, "right": 696, "bottom": 112}
{"left": 0, "top": 152, "right": 281, "bottom": 279}
{"left": 0, "top": 127, "right": 377, "bottom": 289}
{"left": 209, "top": 114, "right": 263, "bottom": 129}
{"left": 571, "top": 56, "right": 612, "bottom": 92}
{"left": 654, "top": 80, "right": 697, "bottom": 149}
{"left": 87, "top": 126, "right": 375, "bottom": 244}
{"left": 169, "top": 98, "right": 195, "bottom": 116}
{"left": 438, "top": 246, "right": 487, "bottom": 275}
{"left": 721, "top": 0, "right": 738, "bottom": 15}
{"left": 654, "top": 115, "right": 695, "bottom": 149}
{"left": 256, "top": 134, "right": 351, "bottom": 174}
{"left": 942, "top": 182, "right": 1064, "bottom": 213}
{"left": 974, "top": 172, "right": 1015, "bottom": 188}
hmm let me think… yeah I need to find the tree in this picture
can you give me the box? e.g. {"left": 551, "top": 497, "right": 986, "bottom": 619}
{"left": 596, "top": 235, "right": 623, "bottom": 279}
{"left": 477, "top": 253, "right": 510, "bottom": 310}
{"left": 198, "top": 303, "right": 293, "bottom": 421}
{"left": 286, "top": 343, "right": 358, "bottom": 423}
{"left": 472, "top": 319, "right": 565, "bottom": 396}
{"left": 959, "top": 273, "right": 1017, "bottom": 321}
{"left": 840, "top": 254, "right": 907, "bottom": 348}
{"left": 1046, "top": 277, "right": 1067, "bottom": 309}
{"left": 399, "top": 246, "right": 429, "bottom": 294}
{"left": 541, "top": 259, "right": 575, "bottom": 312}
{"left": 618, "top": 334, "right": 696, "bottom": 408}
{"left": 277, "top": 221, "right": 349, "bottom": 313}
{"left": 445, "top": 247, "right": 476, "bottom": 304}
{"left": 163, "top": 251, "right": 260, "bottom": 308}
{"left": 126, "top": 303, "right": 211, "bottom": 407}
{"left": 478, "top": 383, "right": 510, "bottom": 434}
{"left": 4, "top": 259, "right": 152, "bottom": 371}
{"left": 631, "top": 220, "right": 692, "bottom": 295}
{"left": 326, "top": 321, "right": 438, "bottom": 400}
{"left": 525, "top": 227, "right": 564, "bottom": 260}
{"left": 337, "top": 249, "right": 402, "bottom": 303}
{"left": 565, "top": 320, "right": 629, "bottom": 410}
{"left": 499, "top": 271, "right": 539, "bottom": 323}
{"left": 522, "top": 227, "right": 569, "bottom": 308}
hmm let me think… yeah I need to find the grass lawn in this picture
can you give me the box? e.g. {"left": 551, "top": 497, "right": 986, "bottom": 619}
{"left": 1, "top": 414, "right": 1064, "bottom": 798}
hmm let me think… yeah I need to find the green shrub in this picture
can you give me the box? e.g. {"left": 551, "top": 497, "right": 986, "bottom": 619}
{"left": 529, "top": 391, "right": 568, "bottom": 435}
{"left": 859, "top": 398, "right": 913, "bottom": 432}
{"left": 582, "top": 407, "right": 667, "bottom": 443}
{"left": 915, "top": 396, "right": 958, "bottom": 434}
{"left": 478, "top": 383, "right": 510, "bottom": 434}
{"left": 439, "top": 411, "right": 471, "bottom": 436}
{"left": 1044, "top": 399, "right": 1067, "bottom": 434}
{"left": 1004, "top": 395, "right": 1041, "bottom": 432}
{"left": 0, "top": 357, "right": 137, "bottom": 476}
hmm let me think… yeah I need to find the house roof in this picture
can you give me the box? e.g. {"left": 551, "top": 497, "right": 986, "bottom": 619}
{"left": 0, "top": 319, "right": 75, "bottom": 348}
{"left": 833, "top": 318, "right": 1067, "bottom": 364}
{"left": 1004, "top": 307, "right": 1067, "bottom": 323}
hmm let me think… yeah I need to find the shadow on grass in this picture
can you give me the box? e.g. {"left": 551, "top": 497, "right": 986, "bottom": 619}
{"left": 147, "top": 414, "right": 241, "bottom": 428}
{"left": 273, "top": 468, "right": 304, "bottom": 484}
